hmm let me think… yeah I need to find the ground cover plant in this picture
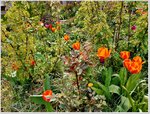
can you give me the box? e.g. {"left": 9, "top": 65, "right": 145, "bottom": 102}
{"left": 1, "top": 1, "right": 148, "bottom": 112}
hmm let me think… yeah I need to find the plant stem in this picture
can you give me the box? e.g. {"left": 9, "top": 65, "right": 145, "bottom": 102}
{"left": 121, "top": 85, "right": 136, "bottom": 112}
{"left": 75, "top": 71, "right": 80, "bottom": 96}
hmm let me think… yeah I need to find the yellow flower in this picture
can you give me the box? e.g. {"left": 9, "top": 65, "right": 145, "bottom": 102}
{"left": 88, "top": 83, "right": 93, "bottom": 87}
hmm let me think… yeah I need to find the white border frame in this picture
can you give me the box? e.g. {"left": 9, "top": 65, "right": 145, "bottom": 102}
{"left": 0, "top": 0, "right": 149, "bottom": 113}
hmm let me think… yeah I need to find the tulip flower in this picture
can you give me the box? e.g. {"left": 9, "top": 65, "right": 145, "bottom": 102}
{"left": 45, "top": 24, "right": 50, "bottom": 28}
{"left": 64, "top": 34, "right": 69, "bottom": 41}
{"left": 126, "top": 61, "right": 142, "bottom": 74}
{"left": 97, "top": 47, "right": 111, "bottom": 63}
{"left": 120, "top": 51, "right": 130, "bottom": 60}
{"left": 131, "top": 25, "right": 136, "bottom": 31}
{"left": 49, "top": 24, "right": 53, "bottom": 30}
{"left": 123, "top": 59, "right": 132, "bottom": 69}
{"left": 51, "top": 27, "right": 56, "bottom": 32}
{"left": 72, "top": 41, "right": 80, "bottom": 50}
{"left": 132, "top": 56, "right": 145, "bottom": 64}
{"left": 42, "top": 90, "right": 53, "bottom": 102}
{"left": 123, "top": 56, "right": 144, "bottom": 74}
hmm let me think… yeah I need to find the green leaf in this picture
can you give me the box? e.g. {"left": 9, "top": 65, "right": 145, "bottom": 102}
{"left": 112, "top": 73, "right": 120, "bottom": 80}
{"left": 30, "top": 95, "right": 54, "bottom": 112}
{"left": 109, "top": 84, "right": 120, "bottom": 95}
{"left": 90, "top": 79, "right": 100, "bottom": 88}
{"left": 115, "top": 105, "right": 125, "bottom": 112}
{"left": 119, "top": 67, "right": 127, "bottom": 86}
{"left": 91, "top": 87, "right": 103, "bottom": 95}
{"left": 44, "top": 74, "right": 51, "bottom": 91}
{"left": 92, "top": 80, "right": 111, "bottom": 100}
{"left": 105, "top": 67, "right": 112, "bottom": 87}
{"left": 125, "top": 73, "right": 140, "bottom": 93}
{"left": 30, "top": 95, "right": 46, "bottom": 104}
{"left": 35, "top": 52, "right": 45, "bottom": 61}
{"left": 111, "top": 75, "right": 120, "bottom": 85}
{"left": 97, "top": 82, "right": 111, "bottom": 100}
{"left": 116, "top": 96, "right": 132, "bottom": 112}
{"left": 113, "top": 51, "right": 120, "bottom": 60}
{"left": 45, "top": 102, "right": 54, "bottom": 112}
{"left": 121, "top": 86, "right": 135, "bottom": 111}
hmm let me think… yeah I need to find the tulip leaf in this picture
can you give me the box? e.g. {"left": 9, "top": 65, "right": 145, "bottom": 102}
{"left": 44, "top": 74, "right": 51, "bottom": 91}
{"left": 112, "top": 74, "right": 121, "bottom": 85}
{"left": 91, "top": 87, "right": 104, "bottom": 95}
{"left": 115, "top": 96, "right": 132, "bottom": 112}
{"left": 105, "top": 67, "right": 112, "bottom": 87}
{"left": 97, "top": 82, "right": 111, "bottom": 100}
{"left": 30, "top": 95, "right": 54, "bottom": 112}
{"left": 30, "top": 95, "right": 45, "bottom": 104}
{"left": 121, "top": 86, "right": 135, "bottom": 111}
{"left": 119, "top": 67, "right": 127, "bottom": 86}
{"left": 125, "top": 73, "right": 140, "bottom": 93}
{"left": 109, "top": 84, "right": 120, "bottom": 95}
{"left": 91, "top": 80, "right": 111, "bottom": 100}
{"left": 45, "top": 102, "right": 54, "bottom": 112}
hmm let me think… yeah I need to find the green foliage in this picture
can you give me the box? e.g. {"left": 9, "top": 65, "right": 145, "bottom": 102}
{"left": 115, "top": 96, "right": 131, "bottom": 112}
{"left": 109, "top": 84, "right": 121, "bottom": 95}
{"left": 75, "top": 1, "right": 113, "bottom": 41}
{"left": 125, "top": 73, "right": 140, "bottom": 93}
{"left": 1, "top": 1, "right": 148, "bottom": 112}
{"left": 30, "top": 95, "right": 54, "bottom": 112}
{"left": 119, "top": 67, "right": 127, "bottom": 86}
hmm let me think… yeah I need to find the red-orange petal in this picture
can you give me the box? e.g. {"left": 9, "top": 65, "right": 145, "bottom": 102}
{"left": 42, "top": 90, "right": 53, "bottom": 102}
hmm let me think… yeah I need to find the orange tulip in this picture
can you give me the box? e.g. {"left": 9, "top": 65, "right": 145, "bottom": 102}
{"left": 132, "top": 56, "right": 145, "bottom": 64}
{"left": 123, "top": 59, "right": 132, "bottom": 69}
{"left": 127, "top": 61, "right": 142, "bottom": 74}
{"left": 64, "top": 34, "right": 69, "bottom": 41}
{"left": 49, "top": 24, "right": 53, "bottom": 30}
{"left": 72, "top": 41, "right": 80, "bottom": 50}
{"left": 51, "top": 27, "right": 56, "bottom": 32}
{"left": 120, "top": 51, "right": 130, "bottom": 60}
{"left": 42, "top": 90, "right": 53, "bottom": 102}
{"left": 97, "top": 47, "right": 111, "bottom": 61}
{"left": 123, "top": 55, "right": 145, "bottom": 74}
